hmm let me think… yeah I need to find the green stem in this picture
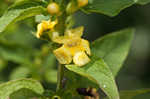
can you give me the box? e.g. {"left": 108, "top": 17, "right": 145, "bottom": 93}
{"left": 56, "top": 63, "right": 64, "bottom": 92}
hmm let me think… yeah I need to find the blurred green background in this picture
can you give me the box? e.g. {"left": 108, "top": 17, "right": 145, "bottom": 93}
{"left": 0, "top": 0, "right": 150, "bottom": 98}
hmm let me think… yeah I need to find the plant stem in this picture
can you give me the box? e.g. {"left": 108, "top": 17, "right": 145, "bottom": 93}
{"left": 56, "top": 63, "right": 64, "bottom": 92}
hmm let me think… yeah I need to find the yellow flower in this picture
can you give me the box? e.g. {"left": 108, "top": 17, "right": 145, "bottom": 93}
{"left": 53, "top": 26, "right": 91, "bottom": 66}
{"left": 36, "top": 19, "right": 58, "bottom": 38}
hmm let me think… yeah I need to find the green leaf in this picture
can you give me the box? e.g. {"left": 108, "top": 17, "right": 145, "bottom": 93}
{"left": 10, "top": 66, "right": 30, "bottom": 80}
{"left": 43, "top": 53, "right": 57, "bottom": 69}
{"left": 62, "top": 92, "right": 72, "bottom": 99}
{"left": 45, "top": 70, "right": 57, "bottom": 83}
{"left": 91, "top": 28, "right": 135, "bottom": 76}
{"left": 83, "top": 0, "right": 150, "bottom": 16}
{"left": 35, "top": 15, "right": 50, "bottom": 23}
{"left": 64, "top": 70, "right": 98, "bottom": 98}
{"left": 66, "top": 57, "right": 119, "bottom": 99}
{"left": 0, "top": 58, "right": 7, "bottom": 72}
{"left": 0, "top": 0, "right": 46, "bottom": 33}
{"left": 84, "top": 0, "right": 134, "bottom": 16}
{"left": 137, "top": 0, "right": 150, "bottom": 5}
{"left": 0, "top": 79, "right": 44, "bottom": 99}
{"left": 42, "top": 51, "right": 57, "bottom": 83}
{"left": 120, "top": 89, "right": 150, "bottom": 99}
{"left": 0, "top": 39, "right": 33, "bottom": 64}
{"left": 10, "top": 88, "right": 42, "bottom": 99}
{"left": 43, "top": 90, "right": 55, "bottom": 97}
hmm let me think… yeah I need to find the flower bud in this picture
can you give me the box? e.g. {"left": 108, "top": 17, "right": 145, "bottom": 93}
{"left": 47, "top": 2, "right": 59, "bottom": 15}
{"left": 78, "top": 0, "right": 88, "bottom": 7}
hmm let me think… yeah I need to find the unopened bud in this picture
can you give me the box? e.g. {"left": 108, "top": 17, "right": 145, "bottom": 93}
{"left": 47, "top": 3, "right": 60, "bottom": 15}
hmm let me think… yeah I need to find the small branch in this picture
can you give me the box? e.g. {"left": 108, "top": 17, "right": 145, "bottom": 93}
{"left": 56, "top": 63, "right": 64, "bottom": 92}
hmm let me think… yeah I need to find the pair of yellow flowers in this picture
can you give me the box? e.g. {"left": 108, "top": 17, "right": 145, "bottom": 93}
{"left": 36, "top": 19, "right": 91, "bottom": 66}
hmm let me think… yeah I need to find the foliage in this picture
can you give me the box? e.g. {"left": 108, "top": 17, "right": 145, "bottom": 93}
{"left": 0, "top": 79, "right": 44, "bottom": 99}
{"left": 0, "top": 0, "right": 149, "bottom": 99}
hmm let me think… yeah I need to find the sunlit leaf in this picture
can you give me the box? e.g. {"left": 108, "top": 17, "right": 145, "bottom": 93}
{"left": 0, "top": 0, "right": 46, "bottom": 33}
{"left": 0, "top": 79, "right": 44, "bottom": 99}
{"left": 66, "top": 57, "right": 119, "bottom": 99}
{"left": 10, "top": 66, "right": 30, "bottom": 80}
{"left": 35, "top": 15, "right": 50, "bottom": 23}
{"left": 91, "top": 28, "right": 135, "bottom": 76}
{"left": 83, "top": 0, "right": 150, "bottom": 16}
{"left": 137, "top": 0, "right": 150, "bottom": 5}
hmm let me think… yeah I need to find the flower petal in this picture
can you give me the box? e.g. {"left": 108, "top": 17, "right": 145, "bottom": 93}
{"left": 36, "top": 19, "right": 58, "bottom": 39}
{"left": 65, "top": 26, "right": 84, "bottom": 37}
{"left": 81, "top": 39, "right": 91, "bottom": 55}
{"left": 73, "top": 51, "right": 90, "bottom": 66}
{"left": 52, "top": 35, "right": 66, "bottom": 44}
{"left": 47, "top": 19, "right": 58, "bottom": 29}
{"left": 53, "top": 46, "right": 72, "bottom": 64}
{"left": 36, "top": 23, "right": 44, "bottom": 38}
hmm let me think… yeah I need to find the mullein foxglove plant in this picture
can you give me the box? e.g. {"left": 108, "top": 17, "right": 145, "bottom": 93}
{"left": 0, "top": 0, "right": 149, "bottom": 99}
